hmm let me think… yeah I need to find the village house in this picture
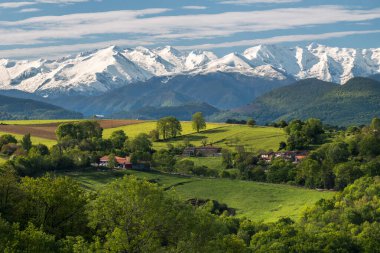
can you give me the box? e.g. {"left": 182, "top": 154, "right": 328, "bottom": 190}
{"left": 183, "top": 146, "right": 222, "bottom": 157}
{"left": 260, "top": 151, "right": 308, "bottom": 163}
{"left": 99, "top": 155, "right": 132, "bottom": 169}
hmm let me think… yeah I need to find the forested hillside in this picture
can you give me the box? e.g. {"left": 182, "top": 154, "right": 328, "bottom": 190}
{"left": 0, "top": 94, "right": 82, "bottom": 120}
{"left": 233, "top": 77, "right": 380, "bottom": 126}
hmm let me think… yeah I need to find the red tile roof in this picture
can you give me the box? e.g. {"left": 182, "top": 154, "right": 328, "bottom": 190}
{"left": 100, "top": 156, "right": 131, "bottom": 165}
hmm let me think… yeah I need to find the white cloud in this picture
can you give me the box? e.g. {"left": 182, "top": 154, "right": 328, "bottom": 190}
{"left": 176, "top": 30, "right": 380, "bottom": 50}
{"left": 182, "top": 6, "right": 207, "bottom": 10}
{"left": 19, "top": 8, "right": 41, "bottom": 13}
{"left": 1, "top": 5, "right": 380, "bottom": 47}
{"left": 219, "top": 0, "right": 302, "bottom": 5}
{"left": 0, "top": 2, "right": 35, "bottom": 8}
{"left": 0, "top": 0, "right": 89, "bottom": 9}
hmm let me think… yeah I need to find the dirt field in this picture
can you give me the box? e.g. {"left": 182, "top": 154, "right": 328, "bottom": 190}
{"left": 0, "top": 120, "right": 144, "bottom": 140}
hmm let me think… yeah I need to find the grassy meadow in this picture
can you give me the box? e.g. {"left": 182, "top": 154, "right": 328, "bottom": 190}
{"left": 180, "top": 157, "right": 225, "bottom": 171}
{"left": 104, "top": 122, "right": 286, "bottom": 151}
{"left": 62, "top": 169, "right": 335, "bottom": 222}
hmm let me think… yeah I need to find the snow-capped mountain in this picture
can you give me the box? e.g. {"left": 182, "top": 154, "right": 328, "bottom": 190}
{"left": 243, "top": 43, "right": 380, "bottom": 84}
{"left": 1, "top": 43, "right": 380, "bottom": 96}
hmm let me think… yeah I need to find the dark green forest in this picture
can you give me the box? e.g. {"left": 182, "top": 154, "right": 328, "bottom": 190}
{"left": 0, "top": 94, "right": 82, "bottom": 120}
{"left": 231, "top": 77, "right": 380, "bottom": 126}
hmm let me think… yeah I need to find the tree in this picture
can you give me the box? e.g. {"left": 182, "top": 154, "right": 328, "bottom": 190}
{"left": 87, "top": 176, "right": 228, "bottom": 252}
{"left": 192, "top": 112, "right": 206, "bottom": 133}
{"left": 107, "top": 154, "right": 117, "bottom": 169}
{"left": 201, "top": 138, "right": 208, "bottom": 147}
{"left": 370, "top": 117, "right": 380, "bottom": 133}
{"left": 266, "top": 159, "right": 295, "bottom": 183}
{"left": 0, "top": 169, "right": 20, "bottom": 220}
{"left": 222, "top": 149, "right": 233, "bottom": 169}
{"left": 21, "top": 133, "right": 32, "bottom": 152}
{"left": 148, "top": 129, "right": 159, "bottom": 142}
{"left": 303, "top": 118, "right": 324, "bottom": 144}
{"left": 0, "top": 134, "right": 17, "bottom": 149}
{"left": 152, "top": 150, "right": 176, "bottom": 172}
{"left": 247, "top": 118, "right": 256, "bottom": 127}
{"left": 128, "top": 133, "right": 152, "bottom": 153}
{"left": 333, "top": 162, "right": 363, "bottom": 190}
{"left": 110, "top": 130, "right": 127, "bottom": 149}
{"left": 17, "top": 176, "right": 88, "bottom": 238}
{"left": 56, "top": 121, "right": 102, "bottom": 141}
{"left": 157, "top": 117, "right": 182, "bottom": 140}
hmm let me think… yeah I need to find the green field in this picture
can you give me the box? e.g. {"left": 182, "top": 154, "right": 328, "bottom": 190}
{"left": 181, "top": 157, "right": 225, "bottom": 171}
{"left": 104, "top": 122, "right": 286, "bottom": 151}
{"left": 103, "top": 121, "right": 224, "bottom": 138}
{"left": 62, "top": 169, "right": 335, "bottom": 222}
{"left": 0, "top": 131, "right": 56, "bottom": 147}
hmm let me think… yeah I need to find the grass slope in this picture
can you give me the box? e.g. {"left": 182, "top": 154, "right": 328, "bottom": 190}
{"left": 104, "top": 122, "right": 285, "bottom": 151}
{"left": 63, "top": 169, "right": 334, "bottom": 222}
{"left": 180, "top": 157, "right": 225, "bottom": 171}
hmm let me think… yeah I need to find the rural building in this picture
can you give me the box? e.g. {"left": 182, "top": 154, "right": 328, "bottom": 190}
{"left": 99, "top": 155, "right": 132, "bottom": 169}
{"left": 183, "top": 146, "right": 222, "bottom": 157}
{"left": 260, "top": 151, "right": 308, "bottom": 163}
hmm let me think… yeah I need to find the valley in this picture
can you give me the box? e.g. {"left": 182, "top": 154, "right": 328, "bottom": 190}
{"left": 61, "top": 169, "right": 334, "bottom": 222}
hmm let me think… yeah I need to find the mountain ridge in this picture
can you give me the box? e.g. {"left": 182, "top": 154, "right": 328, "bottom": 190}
{"left": 1, "top": 43, "right": 380, "bottom": 97}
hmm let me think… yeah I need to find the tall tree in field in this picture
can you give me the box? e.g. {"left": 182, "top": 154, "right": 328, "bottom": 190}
{"left": 157, "top": 117, "right": 182, "bottom": 140}
{"left": 247, "top": 118, "right": 256, "bottom": 127}
{"left": 110, "top": 130, "right": 127, "bottom": 149}
{"left": 21, "top": 133, "right": 32, "bottom": 151}
{"left": 192, "top": 112, "right": 206, "bottom": 133}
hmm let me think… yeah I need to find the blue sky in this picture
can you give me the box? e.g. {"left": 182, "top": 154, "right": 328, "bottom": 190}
{"left": 0, "top": 0, "right": 379, "bottom": 59}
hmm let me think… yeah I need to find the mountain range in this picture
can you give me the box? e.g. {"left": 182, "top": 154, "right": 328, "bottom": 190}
{"left": 1, "top": 43, "right": 380, "bottom": 124}
{"left": 1, "top": 43, "right": 380, "bottom": 97}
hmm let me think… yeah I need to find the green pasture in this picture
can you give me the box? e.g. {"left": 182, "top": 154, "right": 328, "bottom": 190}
{"left": 156, "top": 125, "right": 286, "bottom": 151}
{"left": 180, "top": 157, "right": 225, "bottom": 171}
{"left": 63, "top": 169, "right": 335, "bottom": 222}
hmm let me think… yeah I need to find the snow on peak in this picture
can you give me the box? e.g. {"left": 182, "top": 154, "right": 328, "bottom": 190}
{"left": 1, "top": 43, "right": 380, "bottom": 96}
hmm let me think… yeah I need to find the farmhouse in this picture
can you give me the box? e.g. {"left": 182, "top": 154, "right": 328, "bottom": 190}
{"left": 260, "top": 151, "right": 308, "bottom": 163}
{"left": 183, "top": 146, "right": 222, "bottom": 157}
{"left": 99, "top": 155, "right": 132, "bottom": 169}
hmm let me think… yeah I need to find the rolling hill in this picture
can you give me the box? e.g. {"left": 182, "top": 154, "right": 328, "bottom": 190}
{"left": 231, "top": 77, "right": 380, "bottom": 126}
{"left": 0, "top": 94, "right": 83, "bottom": 120}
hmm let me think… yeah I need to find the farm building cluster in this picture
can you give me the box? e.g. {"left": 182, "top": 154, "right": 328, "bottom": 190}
{"left": 99, "top": 156, "right": 132, "bottom": 169}
{"left": 260, "top": 151, "right": 308, "bottom": 163}
{"left": 183, "top": 146, "right": 222, "bottom": 157}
